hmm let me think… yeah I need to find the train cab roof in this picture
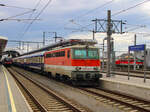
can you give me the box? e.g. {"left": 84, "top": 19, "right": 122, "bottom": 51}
{"left": 70, "top": 44, "right": 98, "bottom": 49}
{"left": 44, "top": 45, "right": 99, "bottom": 54}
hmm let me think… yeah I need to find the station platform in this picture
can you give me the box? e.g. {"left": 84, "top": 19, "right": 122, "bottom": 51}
{"left": 0, "top": 65, "right": 32, "bottom": 112}
{"left": 100, "top": 73, "right": 150, "bottom": 101}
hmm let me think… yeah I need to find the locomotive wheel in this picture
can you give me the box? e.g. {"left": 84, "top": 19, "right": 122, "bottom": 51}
{"left": 55, "top": 74, "right": 61, "bottom": 80}
{"left": 47, "top": 72, "right": 52, "bottom": 78}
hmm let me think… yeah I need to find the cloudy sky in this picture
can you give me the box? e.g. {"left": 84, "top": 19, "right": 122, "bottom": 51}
{"left": 1, "top": 0, "right": 150, "bottom": 53}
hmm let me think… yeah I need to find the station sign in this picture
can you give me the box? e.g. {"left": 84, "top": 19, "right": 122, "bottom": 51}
{"left": 129, "top": 44, "right": 145, "bottom": 51}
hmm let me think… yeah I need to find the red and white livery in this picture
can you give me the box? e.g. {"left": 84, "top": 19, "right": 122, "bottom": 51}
{"left": 13, "top": 39, "right": 102, "bottom": 86}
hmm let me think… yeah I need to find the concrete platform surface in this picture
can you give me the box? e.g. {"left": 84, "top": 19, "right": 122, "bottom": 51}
{"left": 100, "top": 73, "right": 150, "bottom": 101}
{"left": 0, "top": 65, "right": 32, "bottom": 112}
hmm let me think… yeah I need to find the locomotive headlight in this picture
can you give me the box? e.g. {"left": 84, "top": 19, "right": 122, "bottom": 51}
{"left": 93, "top": 67, "right": 99, "bottom": 71}
{"left": 75, "top": 67, "right": 81, "bottom": 71}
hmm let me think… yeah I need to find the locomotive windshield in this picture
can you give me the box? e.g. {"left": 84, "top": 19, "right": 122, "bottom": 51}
{"left": 73, "top": 48, "right": 99, "bottom": 59}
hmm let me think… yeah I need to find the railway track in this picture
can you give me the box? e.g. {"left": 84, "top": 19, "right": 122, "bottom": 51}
{"left": 101, "top": 70, "right": 150, "bottom": 79}
{"left": 80, "top": 88, "right": 150, "bottom": 112}
{"left": 102, "top": 68, "right": 150, "bottom": 74}
{"left": 130, "top": 70, "right": 150, "bottom": 74}
{"left": 8, "top": 67, "right": 88, "bottom": 112}
{"left": 10, "top": 66, "right": 150, "bottom": 112}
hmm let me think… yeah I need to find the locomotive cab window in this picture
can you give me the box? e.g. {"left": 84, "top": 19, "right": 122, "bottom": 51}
{"left": 73, "top": 48, "right": 99, "bottom": 59}
{"left": 88, "top": 50, "right": 99, "bottom": 59}
{"left": 74, "top": 49, "right": 86, "bottom": 59}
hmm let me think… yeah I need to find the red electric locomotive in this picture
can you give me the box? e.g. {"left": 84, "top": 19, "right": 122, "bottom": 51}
{"left": 115, "top": 59, "right": 143, "bottom": 67}
{"left": 44, "top": 39, "right": 102, "bottom": 86}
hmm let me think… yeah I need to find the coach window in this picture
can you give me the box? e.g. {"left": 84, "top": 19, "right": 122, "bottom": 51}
{"left": 67, "top": 50, "right": 70, "bottom": 58}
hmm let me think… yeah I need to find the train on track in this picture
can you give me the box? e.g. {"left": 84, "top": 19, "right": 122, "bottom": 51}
{"left": 2, "top": 57, "right": 12, "bottom": 67}
{"left": 115, "top": 59, "right": 143, "bottom": 68}
{"left": 12, "top": 39, "right": 102, "bottom": 86}
{"left": 115, "top": 49, "right": 150, "bottom": 69}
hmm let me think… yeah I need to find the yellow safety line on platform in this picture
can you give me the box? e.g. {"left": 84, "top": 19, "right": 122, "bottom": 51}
{"left": 3, "top": 67, "right": 17, "bottom": 112}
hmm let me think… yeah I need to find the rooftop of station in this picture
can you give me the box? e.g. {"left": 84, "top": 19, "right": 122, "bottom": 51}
{"left": 0, "top": 36, "right": 8, "bottom": 58}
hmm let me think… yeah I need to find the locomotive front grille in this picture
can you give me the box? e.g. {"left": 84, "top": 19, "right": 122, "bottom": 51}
{"left": 76, "top": 74, "right": 83, "bottom": 79}
{"left": 95, "top": 74, "right": 100, "bottom": 78}
{"left": 72, "top": 71, "right": 100, "bottom": 80}
{"left": 85, "top": 73, "right": 90, "bottom": 79}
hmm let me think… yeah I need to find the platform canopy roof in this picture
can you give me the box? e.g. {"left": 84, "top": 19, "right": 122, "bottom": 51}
{"left": 0, "top": 36, "right": 8, "bottom": 58}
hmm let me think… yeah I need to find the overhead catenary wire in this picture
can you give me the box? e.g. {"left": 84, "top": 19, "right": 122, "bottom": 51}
{"left": 0, "top": 18, "right": 41, "bottom": 22}
{"left": 125, "top": 23, "right": 146, "bottom": 27}
{"left": 125, "top": 32, "right": 150, "bottom": 36}
{"left": 62, "top": 0, "right": 115, "bottom": 34}
{"left": 65, "top": 23, "right": 94, "bottom": 31}
{"left": 68, "top": 21, "right": 94, "bottom": 31}
{"left": 125, "top": 24, "right": 146, "bottom": 32}
{"left": 64, "top": 0, "right": 145, "bottom": 36}
{"left": 21, "top": 0, "right": 52, "bottom": 38}
{"left": 27, "top": 0, "right": 42, "bottom": 20}
{"left": 70, "top": 0, "right": 150, "bottom": 34}
{"left": 2, "top": 5, "right": 35, "bottom": 10}
{"left": 74, "top": 0, "right": 150, "bottom": 36}
{"left": 125, "top": 27, "right": 145, "bottom": 32}
{"left": 112, "top": 0, "right": 150, "bottom": 17}
{"left": 63, "top": 22, "right": 96, "bottom": 38}
{"left": 72, "top": 0, "right": 115, "bottom": 21}
{"left": 0, "top": 9, "right": 36, "bottom": 21}
{"left": 63, "top": 23, "right": 94, "bottom": 37}
{"left": 17, "top": 0, "right": 42, "bottom": 38}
